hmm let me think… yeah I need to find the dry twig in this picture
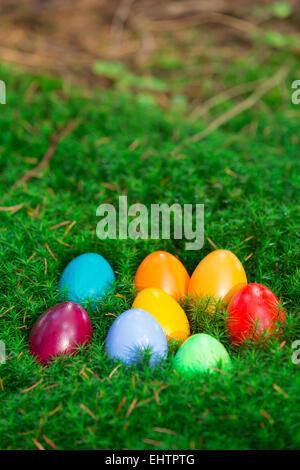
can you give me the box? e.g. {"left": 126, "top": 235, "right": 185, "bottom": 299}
{"left": 0, "top": 203, "right": 24, "bottom": 214}
{"left": 189, "top": 65, "right": 289, "bottom": 143}
{"left": 110, "top": 0, "right": 136, "bottom": 53}
{"left": 13, "top": 119, "right": 79, "bottom": 189}
{"left": 21, "top": 378, "right": 44, "bottom": 394}
{"left": 190, "top": 79, "right": 263, "bottom": 119}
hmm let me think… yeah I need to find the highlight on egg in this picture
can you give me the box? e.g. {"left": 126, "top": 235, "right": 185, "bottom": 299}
{"left": 227, "top": 283, "right": 286, "bottom": 347}
{"left": 174, "top": 333, "right": 232, "bottom": 378}
{"left": 188, "top": 249, "right": 247, "bottom": 308}
{"left": 132, "top": 287, "right": 190, "bottom": 342}
{"left": 105, "top": 308, "right": 168, "bottom": 367}
{"left": 134, "top": 250, "right": 190, "bottom": 301}
{"left": 58, "top": 252, "right": 115, "bottom": 308}
{"left": 29, "top": 302, "right": 92, "bottom": 364}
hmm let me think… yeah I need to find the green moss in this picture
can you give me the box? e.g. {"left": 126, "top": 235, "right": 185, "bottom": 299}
{"left": 0, "top": 63, "right": 299, "bottom": 450}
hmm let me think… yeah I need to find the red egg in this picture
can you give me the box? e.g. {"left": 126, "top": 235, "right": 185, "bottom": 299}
{"left": 29, "top": 302, "right": 92, "bottom": 364}
{"left": 227, "top": 283, "right": 286, "bottom": 347}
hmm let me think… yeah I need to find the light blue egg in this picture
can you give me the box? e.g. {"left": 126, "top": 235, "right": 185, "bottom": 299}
{"left": 58, "top": 253, "right": 115, "bottom": 308}
{"left": 105, "top": 308, "right": 168, "bottom": 367}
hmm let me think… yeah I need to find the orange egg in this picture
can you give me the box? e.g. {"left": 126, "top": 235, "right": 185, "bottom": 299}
{"left": 188, "top": 249, "right": 247, "bottom": 306}
{"left": 132, "top": 287, "right": 190, "bottom": 342}
{"left": 134, "top": 251, "right": 189, "bottom": 301}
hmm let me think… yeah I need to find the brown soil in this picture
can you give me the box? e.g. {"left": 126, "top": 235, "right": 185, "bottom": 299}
{"left": 0, "top": 0, "right": 299, "bottom": 89}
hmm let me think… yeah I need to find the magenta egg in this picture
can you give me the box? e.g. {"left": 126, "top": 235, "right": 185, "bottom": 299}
{"left": 29, "top": 302, "right": 92, "bottom": 364}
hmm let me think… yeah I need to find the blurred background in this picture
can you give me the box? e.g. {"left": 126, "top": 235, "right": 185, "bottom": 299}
{"left": 1, "top": 0, "right": 300, "bottom": 110}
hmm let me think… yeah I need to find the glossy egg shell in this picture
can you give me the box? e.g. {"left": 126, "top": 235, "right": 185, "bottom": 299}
{"left": 227, "top": 283, "right": 286, "bottom": 347}
{"left": 134, "top": 251, "right": 190, "bottom": 300}
{"left": 132, "top": 287, "right": 190, "bottom": 342}
{"left": 58, "top": 253, "right": 115, "bottom": 308}
{"left": 29, "top": 302, "right": 92, "bottom": 364}
{"left": 174, "top": 333, "right": 231, "bottom": 378}
{"left": 188, "top": 249, "right": 247, "bottom": 306}
{"left": 105, "top": 308, "right": 168, "bottom": 367}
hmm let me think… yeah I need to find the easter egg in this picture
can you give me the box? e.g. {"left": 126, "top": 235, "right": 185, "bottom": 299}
{"left": 132, "top": 287, "right": 190, "bottom": 342}
{"left": 134, "top": 251, "right": 190, "bottom": 300}
{"left": 58, "top": 253, "right": 115, "bottom": 308}
{"left": 188, "top": 249, "right": 247, "bottom": 306}
{"left": 174, "top": 333, "right": 231, "bottom": 378}
{"left": 227, "top": 283, "right": 286, "bottom": 347}
{"left": 29, "top": 302, "right": 92, "bottom": 364}
{"left": 105, "top": 308, "right": 168, "bottom": 367}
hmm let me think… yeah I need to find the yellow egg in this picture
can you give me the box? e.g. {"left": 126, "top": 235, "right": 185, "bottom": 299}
{"left": 188, "top": 249, "right": 247, "bottom": 306}
{"left": 132, "top": 287, "right": 190, "bottom": 342}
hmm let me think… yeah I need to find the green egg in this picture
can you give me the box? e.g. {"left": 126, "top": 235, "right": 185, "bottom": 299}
{"left": 174, "top": 333, "right": 231, "bottom": 378}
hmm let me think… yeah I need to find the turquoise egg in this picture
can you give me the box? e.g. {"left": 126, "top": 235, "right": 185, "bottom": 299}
{"left": 58, "top": 253, "right": 115, "bottom": 308}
